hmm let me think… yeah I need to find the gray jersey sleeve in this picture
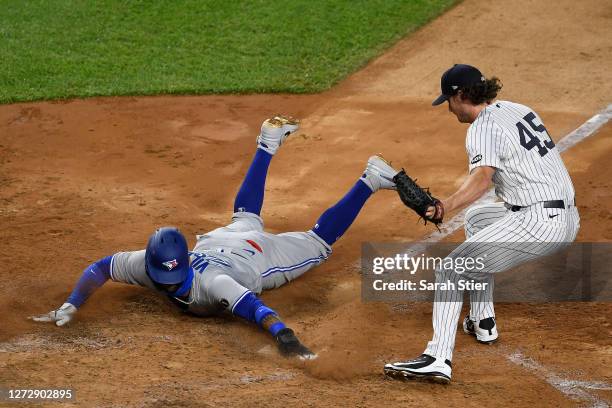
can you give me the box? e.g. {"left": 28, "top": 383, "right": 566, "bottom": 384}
{"left": 466, "top": 118, "right": 506, "bottom": 173}
{"left": 110, "top": 250, "right": 155, "bottom": 289}
{"left": 204, "top": 274, "right": 250, "bottom": 313}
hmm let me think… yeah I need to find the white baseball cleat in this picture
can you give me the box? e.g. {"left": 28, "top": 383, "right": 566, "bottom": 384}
{"left": 463, "top": 315, "right": 498, "bottom": 344}
{"left": 384, "top": 354, "right": 452, "bottom": 384}
{"left": 361, "top": 155, "right": 399, "bottom": 192}
{"left": 256, "top": 115, "right": 300, "bottom": 155}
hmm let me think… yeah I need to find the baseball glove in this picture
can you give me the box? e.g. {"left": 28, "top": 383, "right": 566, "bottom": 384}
{"left": 393, "top": 169, "right": 444, "bottom": 226}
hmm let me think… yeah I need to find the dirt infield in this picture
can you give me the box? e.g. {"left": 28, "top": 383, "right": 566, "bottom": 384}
{"left": 1, "top": 0, "right": 611, "bottom": 407}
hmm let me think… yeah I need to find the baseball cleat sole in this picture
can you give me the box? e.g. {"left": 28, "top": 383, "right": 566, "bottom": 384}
{"left": 463, "top": 327, "right": 498, "bottom": 344}
{"left": 264, "top": 115, "right": 300, "bottom": 134}
{"left": 384, "top": 367, "right": 451, "bottom": 384}
{"left": 464, "top": 330, "right": 498, "bottom": 344}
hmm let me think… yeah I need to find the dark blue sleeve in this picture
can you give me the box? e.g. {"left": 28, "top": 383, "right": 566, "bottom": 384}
{"left": 66, "top": 256, "right": 112, "bottom": 308}
{"left": 231, "top": 291, "right": 286, "bottom": 336}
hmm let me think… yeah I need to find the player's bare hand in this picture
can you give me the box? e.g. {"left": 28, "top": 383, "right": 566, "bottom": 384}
{"left": 425, "top": 201, "right": 445, "bottom": 223}
{"left": 274, "top": 328, "right": 317, "bottom": 360}
{"left": 30, "top": 303, "right": 77, "bottom": 327}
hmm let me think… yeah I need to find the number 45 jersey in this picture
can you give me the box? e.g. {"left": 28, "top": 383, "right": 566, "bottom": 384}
{"left": 466, "top": 100, "right": 575, "bottom": 206}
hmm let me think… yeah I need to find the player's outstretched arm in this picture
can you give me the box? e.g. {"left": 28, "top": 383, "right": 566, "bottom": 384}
{"left": 30, "top": 256, "right": 113, "bottom": 326}
{"left": 211, "top": 275, "right": 316, "bottom": 359}
{"left": 233, "top": 291, "right": 316, "bottom": 360}
{"left": 438, "top": 165, "right": 495, "bottom": 214}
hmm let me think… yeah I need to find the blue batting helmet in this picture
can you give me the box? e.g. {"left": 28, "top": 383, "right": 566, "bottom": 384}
{"left": 145, "top": 227, "right": 190, "bottom": 285}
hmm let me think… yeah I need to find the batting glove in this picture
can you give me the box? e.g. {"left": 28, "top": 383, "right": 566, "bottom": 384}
{"left": 274, "top": 328, "right": 317, "bottom": 360}
{"left": 30, "top": 303, "right": 77, "bottom": 326}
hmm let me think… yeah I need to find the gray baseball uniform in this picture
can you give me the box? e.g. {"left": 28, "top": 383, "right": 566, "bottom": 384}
{"left": 110, "top": 212, "right": 331, "bottom": 316}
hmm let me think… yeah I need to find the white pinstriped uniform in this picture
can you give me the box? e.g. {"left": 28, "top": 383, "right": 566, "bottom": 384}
{"left": 424, "top": 101, "right": 580, "bottom": 361}
{"left": 467, "top": 101, "right": 575, "bottom": 205}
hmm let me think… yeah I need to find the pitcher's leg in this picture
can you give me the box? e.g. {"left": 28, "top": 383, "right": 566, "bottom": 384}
{"left": 424, "top": 268, "right": 465, "bottom": 361}
{"left": 464, "top": 202, "right": 507, "bottom": 325}
{"left": 464, "top": 202, "right": 508, "bottom": 239}
{"left": 425, "top": 203, "right": 507, "bottom": 360}
{"left": 469, "top": 274, "right": 495, "bottom": 320}
{"left": 424, "top": 212, "right": 539, "bottom": 360}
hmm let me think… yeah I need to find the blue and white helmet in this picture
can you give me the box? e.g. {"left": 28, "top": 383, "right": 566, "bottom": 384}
{"left": 145, "top": 227, "right": 190, "bottom": 285}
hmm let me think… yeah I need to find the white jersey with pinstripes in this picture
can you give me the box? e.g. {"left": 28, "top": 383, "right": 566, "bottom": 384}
{"left": 422, "top": 100, "right": 581, "bottom": 362}
{"left": 466, "top": 100, "right": 575, "bottom": 206}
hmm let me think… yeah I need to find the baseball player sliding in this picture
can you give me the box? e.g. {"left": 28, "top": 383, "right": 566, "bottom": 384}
{"left": 384, "top": 64, "right": 579, "bottom": 383}
{"left": 32, "top": 116, "right": 400, "bottom": 360}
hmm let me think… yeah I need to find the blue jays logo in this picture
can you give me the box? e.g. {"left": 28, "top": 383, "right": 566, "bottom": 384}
{"left": 162, "top": 259, "right": 178, "bottom": 270}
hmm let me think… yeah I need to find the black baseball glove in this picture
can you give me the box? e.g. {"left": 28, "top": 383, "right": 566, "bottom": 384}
{"left": 274, "top": 328, "right": 316, "bottom": 360}
{"left": 393, "top": 169, "right": 444, "bottom": 226}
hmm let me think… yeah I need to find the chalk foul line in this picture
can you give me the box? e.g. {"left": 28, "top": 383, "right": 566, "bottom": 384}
{"left": 507, "top": 351, "right": 611, "bottom": 408}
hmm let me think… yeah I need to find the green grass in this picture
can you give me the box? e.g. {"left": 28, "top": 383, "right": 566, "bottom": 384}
{"left": 0, "top": 0, "right": 456, "bottom": 103}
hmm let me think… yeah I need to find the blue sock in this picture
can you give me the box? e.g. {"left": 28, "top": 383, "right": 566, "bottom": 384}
{"left": 312, "top": 179, "right": 373, "bottom": 246}
{"left": 234, "top": 149, "right": 272, "bottom": 216}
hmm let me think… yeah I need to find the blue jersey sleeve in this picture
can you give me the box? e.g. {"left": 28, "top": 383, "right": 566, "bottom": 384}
{"left": 66, "top": 256, "right": 112, "bottom": 308}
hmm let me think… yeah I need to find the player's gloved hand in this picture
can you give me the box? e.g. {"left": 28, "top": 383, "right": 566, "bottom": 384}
{"left": 274, "top": 328, "right": 317, "bottom": 360}
{"left": 30, "top": 303, "right": 77, "bottom": 326}
{"left": 394, "top": 169, "right": 444, "bottom": 227}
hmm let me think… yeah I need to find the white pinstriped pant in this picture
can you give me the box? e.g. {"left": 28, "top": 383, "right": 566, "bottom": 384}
{"left": 424, "top": 201, "right": 580, "bottom": 361}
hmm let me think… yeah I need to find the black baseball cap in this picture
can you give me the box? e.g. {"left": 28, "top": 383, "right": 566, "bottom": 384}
{"left": 432, "top": 64, "right": 485, "bottom": 106}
